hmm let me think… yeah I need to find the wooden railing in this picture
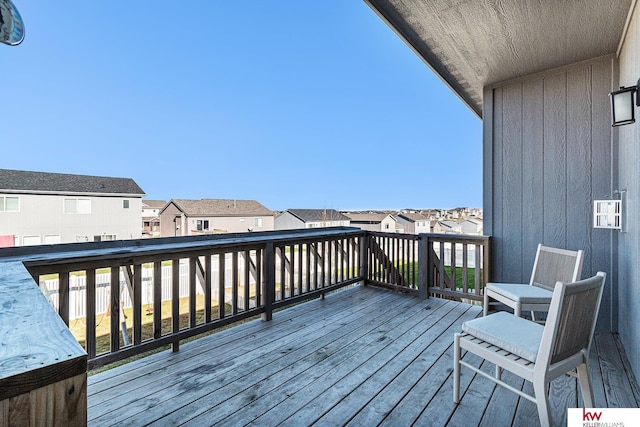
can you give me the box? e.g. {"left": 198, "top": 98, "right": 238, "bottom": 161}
{"left": 2, "top": 228, "right": 489, "bottom": 374}
{"left": 0, "top": 227, "right": 490, "bottom": 423}
{"left": 366, "top": 232, "right": 490, "bottom": 302}
{"left": 20, "top": 228, "right": 364, "bottom": 369}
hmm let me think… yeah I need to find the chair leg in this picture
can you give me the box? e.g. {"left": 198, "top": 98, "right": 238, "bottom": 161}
{"left": 483, "top": 292, "right": 489, "bottom": 316}
{"left": 577, "top": 363, "right": 594, "bottom": 407}
{"left": 533, "top": 380, "right": 551, "bottom": 427}
{"left": 453, "top": 333, "right": 461, "bottom": 403}
{"left": 515, "top": 302, "right": 521, "bottom": 317}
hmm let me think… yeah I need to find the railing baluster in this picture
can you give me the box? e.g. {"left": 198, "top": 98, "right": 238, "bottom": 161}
{"left": 256, "top": 249, "right": 262, "bottom": 306}
{"left": 110, "top": 266, "right": 120, "bottom": 353}
{"left": 462, "top": 244, "right": 469, "bottom": 294}
{"left": 297, "top": 244, "right": 302, "bottom": 295}
{"left": 476, "top": 243, "right": 482, "bottom": 296}
{"left": 171, "top": 259, "right": 180, "bottom": 352}
{"left": 205, "top": 255, "right": 212, "bottom": 323}
{"left": 244, "top": 250, "right": 250, "bottom": 311}
{"left": 263, "top": 242, "right": 275, "bottom": 321}
{"left": 232, "top": 252, "right": 239, "bottom": 314}
{"left": 189, "top": 257, "right": 197, "bottom": 328}
{"left": 318, "top": 241, "right": 324, "bottom": 297}
{"left": 418, "top": 235, "right": 428, "bottom": 298}
{"left": 58, "top": 271, "right": 69, "bottom": 326}
{"left": 153, "top": 261, "right": 162, "bottom": 339}
{"left": 133, "top": 263, "right": 142, "bottom": 345}
{"left": 86, "top": 268, "right": 96, "bottom": 359}
{"left": 451, "top": 243, "right": 457, "bottom": 291}
{"left": 307, "top": 243, "right": 313, "bottom": 291}
{"left": 218, "top": 253, "right": 225, "bottom": 319}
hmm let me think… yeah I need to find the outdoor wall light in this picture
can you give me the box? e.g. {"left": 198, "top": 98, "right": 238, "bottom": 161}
{"left": 610, "top": 79, "right": 640, "bottom": 127}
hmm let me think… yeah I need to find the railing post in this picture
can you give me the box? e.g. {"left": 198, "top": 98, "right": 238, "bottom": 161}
{"left": 360, "top": 233, "right": 369, "bottom": 286}
{"left": 262, "top": 242, "right": 275, "bottom": 321}
{"left": 418, "top": 234, "right": 429, "bottom": 299}
{"left": 171, "top": 258, "right": 180, "bottom": 352}
{"left": 483, "top": 237, "right": 491, "bottom": 291}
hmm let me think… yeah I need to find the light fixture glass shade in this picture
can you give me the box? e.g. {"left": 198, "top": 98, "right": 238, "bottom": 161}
{"left": 611, "top": 87, "right": 636, "bottom": 127}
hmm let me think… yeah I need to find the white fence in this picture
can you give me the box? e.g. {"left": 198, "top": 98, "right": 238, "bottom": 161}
{"left": 39, "top": 255, "right": 252, "bottom": 320}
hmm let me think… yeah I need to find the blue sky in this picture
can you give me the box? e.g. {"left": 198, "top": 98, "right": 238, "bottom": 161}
{"left": 1, "top": 1, "right": 481, "bottom": 211}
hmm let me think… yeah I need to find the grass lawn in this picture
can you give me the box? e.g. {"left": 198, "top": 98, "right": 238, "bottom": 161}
{"left": 69, "top": 295, "right": 235, "bottom": 358}
{"left": 396, "top": 262, "right": 483, "bottom": 290}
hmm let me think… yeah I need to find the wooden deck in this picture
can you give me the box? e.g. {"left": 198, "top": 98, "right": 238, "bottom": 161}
{"left": 87, "top": 286, "right": 640, "bottom": 426}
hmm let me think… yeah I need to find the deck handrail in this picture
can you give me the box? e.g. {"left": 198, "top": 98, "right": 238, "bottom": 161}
{"left": 365, "top": 232, "right": 490, "bottom": 301}
{"left": 0, "top": 227, "right": 490, "bottom": 424}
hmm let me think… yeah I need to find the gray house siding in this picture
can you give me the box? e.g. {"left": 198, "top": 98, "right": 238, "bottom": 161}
{"left": 274, "top": 212, "right": 305, "bottom": 230}
{"left": 617, "top": 3, "right": 640, "bottom": 382}
{"left": 0, "top": 193, "right": 142, "bottom": 244}
{"left": 484, "top": 55, "right": 616, "bottom": 330}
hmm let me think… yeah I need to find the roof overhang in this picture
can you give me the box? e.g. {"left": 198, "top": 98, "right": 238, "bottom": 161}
{"left": 364, "top": 0, "right": 633, "bottom": 118}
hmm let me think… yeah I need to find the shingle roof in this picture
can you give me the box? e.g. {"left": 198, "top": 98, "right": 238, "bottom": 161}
{"left": 142, "top": 200, "right": 167, "bottom": 208}
{"left": 286, "top": 209, "right": 350, "bottom": 222}
{"left": 171, "top": 199, "right": 272, "bottom": 216}
{"left": 0, "top": 169, "right": 145, "bottom": 195}
{"left": 398, "top": 212, "right": 429, "bottom": 222}
{"left": 343, "top": 213, "right": 388, "bottom": 223}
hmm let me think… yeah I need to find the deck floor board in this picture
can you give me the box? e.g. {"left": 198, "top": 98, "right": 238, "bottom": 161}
{"left": 87, "top": 285, "right": 640, "bottom": 426}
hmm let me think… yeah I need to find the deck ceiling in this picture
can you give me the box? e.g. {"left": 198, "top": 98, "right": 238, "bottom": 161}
{"left": 364, "top": 0, "right": 632, "bottom": 117}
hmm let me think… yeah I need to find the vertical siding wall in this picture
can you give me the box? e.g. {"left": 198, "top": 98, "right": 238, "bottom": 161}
{"left": 484, "top": 56, "right": 616, "bottom": 329}
{"left": 617, "top": 1, "right": 640, "bottom": 382}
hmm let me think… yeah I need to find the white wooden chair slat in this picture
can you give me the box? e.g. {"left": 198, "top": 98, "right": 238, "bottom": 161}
{"left": 454, "top": 272, "right": 606, "bottom": 427}
{"left": 483, "top": 243, "right": 584, "bottom": 320}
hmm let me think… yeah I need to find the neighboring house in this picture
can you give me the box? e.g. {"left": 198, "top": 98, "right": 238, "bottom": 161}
{"left": 438, "top": 220, "right": 463, "bottom": 234}
{"left": 396, "top": 212, "right": 432, "bottom": 234}
{"left": 159, "top": 199, "right": 273, "bottom": 237}
{"left": 380, "top": 214, "right": 404, "bottom": 233}
{"left": 0, "top": 168, "right": 145, "bottom": 246}
{"left": 343, "top": 213, "right": 387, "bottom": 232}
{"left": 141, "top": 200, "right": 166, "bottom": 238}
{"left": 275, "top": 209, "right": 350, "bottom": 230}
{"left": 459, "top": 219, "right": 483, "bottom": 235}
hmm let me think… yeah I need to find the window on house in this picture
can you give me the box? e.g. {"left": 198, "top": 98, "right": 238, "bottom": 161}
{"left": 64, "top": 198, "right": 91, "bottom": 214}
{"left": 23, "top": 235, "right": 41, "bottom": 246}
{"left": 385, "top": 223, "right": 390, "bottom": 230}
{"left": 254, "top": 217, "right": 262, "bottom": 227}
{"left": 0, "top": 196, "right": 19, "bottom": 212}
{"left": 123, "top": 200, "right": 130, "bottom": 209}
{"left": 196, "top": 220, "right": 210, "bottom": 231}
{"left": 94, "top": 234, "right": 116, "bottom": 242}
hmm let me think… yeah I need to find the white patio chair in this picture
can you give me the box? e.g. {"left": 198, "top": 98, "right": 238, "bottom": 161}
{"left": 483, "top": 244, "right": 584, "bottom": 320}
{"left": 454, "top": 271, "right": 606, "bottom": 427}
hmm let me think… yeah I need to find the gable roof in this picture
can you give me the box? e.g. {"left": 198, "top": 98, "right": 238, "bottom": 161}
{"left": 168, "top": 199, "right": 272, "bottom": 216}
{"left": 398, "top": 212, "right": 429, "bottom": 223}
{"left": 285, "top": 209, "right": 350, "bottom": 223}
{"left": 0, "top": 168, "right": 144, "bottom": 196}
{"left": 343, "top": 213, "right": 388, "bottom": 223}
{"left": 365, "top": 0, "right": 632, "bottom": 117}
{"left": 142, "top": 200, "right": 167, "bottom": 209}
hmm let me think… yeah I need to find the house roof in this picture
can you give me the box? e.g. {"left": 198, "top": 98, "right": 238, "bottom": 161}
{"left": 168, "top": 199, "right": 272, "bottom": 216}
{"left": 285, "top": 209, "right": 351, "bottom": 223}
{"left": 398, "top": 212, "right": 429, "bottom": 223}
{"left": 0, "top": 168, "right": 145, "bottom": 196}
{"left": 343, "top": 213, "right": 388, "bottom": 223}
{"left": 364, "top": 0, "right": 632, "bottom": 117}
{"left": 142, "top": 200, "right": 167, "bottom": 209}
